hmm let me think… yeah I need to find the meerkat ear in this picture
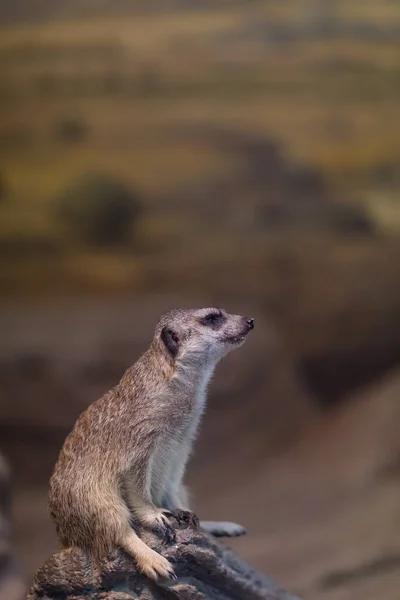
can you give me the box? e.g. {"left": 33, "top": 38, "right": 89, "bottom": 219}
{"left": 160, "top": 326, "right": 180, "bottom": 358}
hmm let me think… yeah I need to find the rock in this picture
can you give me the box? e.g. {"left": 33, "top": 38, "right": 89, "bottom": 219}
{"left": 27, "top": 519, "right": 299, "bottom": 600}
{"left": 0, "top": 451, "right": 25, "bottom": 600}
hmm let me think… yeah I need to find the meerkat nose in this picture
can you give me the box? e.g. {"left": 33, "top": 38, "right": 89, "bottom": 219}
{"left": 246, "top": 318, "right": 255, "bottom": 330}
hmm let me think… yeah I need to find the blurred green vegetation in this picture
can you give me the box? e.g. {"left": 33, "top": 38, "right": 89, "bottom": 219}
{"left": 0, "top": 1, "right": 399, "bottom": 295}
{"left": 55, "top": 173, "right": 142, "bottom": 247}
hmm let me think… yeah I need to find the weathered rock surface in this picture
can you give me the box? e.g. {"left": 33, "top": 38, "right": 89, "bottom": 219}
{"left": 27, "top": 519, "right": 299, "bottom": 600}
{"left": 0, "top": 452, "right": 25, "bottom": 600}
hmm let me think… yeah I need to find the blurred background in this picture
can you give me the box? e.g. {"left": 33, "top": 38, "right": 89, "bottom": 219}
{"left": 0, "top": 1, "right": 399, "bottom": 599}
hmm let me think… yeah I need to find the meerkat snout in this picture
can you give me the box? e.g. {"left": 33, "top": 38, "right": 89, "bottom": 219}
{"left": 246, "top": 317, "right": 255, "bottom": 330}
{"left": 49, "top": 307, "right": 254, "bottom": 583}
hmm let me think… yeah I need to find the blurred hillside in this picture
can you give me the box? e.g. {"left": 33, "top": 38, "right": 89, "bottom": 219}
{"left": 0, "top": 0, "right": 399, "bottom": 296}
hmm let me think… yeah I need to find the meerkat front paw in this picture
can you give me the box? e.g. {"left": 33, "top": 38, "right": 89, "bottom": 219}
{"left": 170, "top": 508, "right": 200, "bottom": 529}
{"left": 200, "top": 520, "right": 247, "bottom": 537}
{"left": 140, "top": 509, "right": 176, "bottom": 544}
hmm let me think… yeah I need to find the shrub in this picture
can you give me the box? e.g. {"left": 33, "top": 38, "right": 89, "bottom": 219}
{"left": 56, "top": 174, "right": 142, "bottom": 247}
{"left": 328, "top": 203, "right": 375, "bottom": 235}
{"left": 54, "top": 117, "right": 88, "bottom": 144}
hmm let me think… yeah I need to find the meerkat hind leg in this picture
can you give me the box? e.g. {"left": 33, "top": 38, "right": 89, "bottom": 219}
{"left": 121, "top": 529, "right": 177, "bottom": 582}
{"left": 200, "top": 521, "right": 247, "bottom": 538}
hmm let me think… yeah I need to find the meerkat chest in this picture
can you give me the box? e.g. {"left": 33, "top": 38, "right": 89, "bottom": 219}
{"left": 170, "top": 367, "right": 210, "bottom": 420}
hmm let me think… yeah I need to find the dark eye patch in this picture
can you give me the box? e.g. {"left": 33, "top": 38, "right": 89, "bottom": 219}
{"left": 202, "top": 310, "right": 224, "bottom": 328}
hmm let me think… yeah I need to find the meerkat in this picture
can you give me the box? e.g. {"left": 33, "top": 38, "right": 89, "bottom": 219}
{"left": 49, "top": 307, "right": 254, "bottom": 582}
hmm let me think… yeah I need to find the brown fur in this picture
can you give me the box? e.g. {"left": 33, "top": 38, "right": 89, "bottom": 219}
{"left": 49, "top": 308, "right": 254, "bottom": 581}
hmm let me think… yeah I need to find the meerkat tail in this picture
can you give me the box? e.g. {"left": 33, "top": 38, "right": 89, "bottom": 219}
{"left": 200, "top": 521, "right": 247, "bottom": 538}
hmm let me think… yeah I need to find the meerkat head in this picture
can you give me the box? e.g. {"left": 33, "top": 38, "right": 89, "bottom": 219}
{"left": 155, "top": 307, "right": 254, "bottom": 366}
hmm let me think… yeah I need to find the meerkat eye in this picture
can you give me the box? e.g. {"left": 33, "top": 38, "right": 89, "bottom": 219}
{"left": 203, "top": 312, "right": 221, "bottom": 326}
